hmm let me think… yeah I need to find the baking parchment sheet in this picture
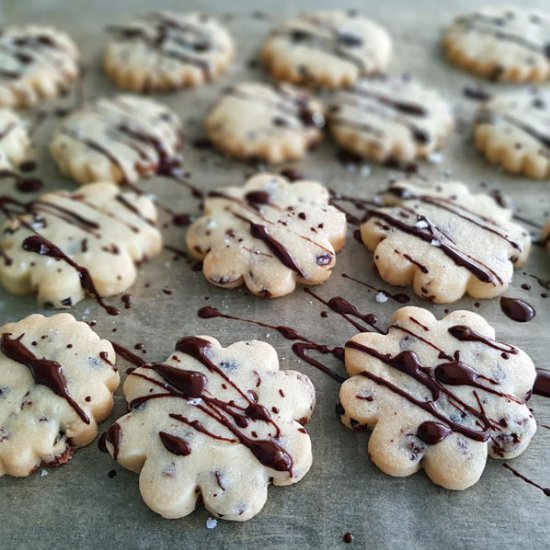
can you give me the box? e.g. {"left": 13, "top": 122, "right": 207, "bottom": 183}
{"left": 0, "top": 0, "right": 549, "bottom": 548}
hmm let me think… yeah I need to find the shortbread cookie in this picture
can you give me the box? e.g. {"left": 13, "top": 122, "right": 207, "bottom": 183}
{"left": 50, "top": 95, "right": 183, "bottom": 185}
{"left": 0, "top": 182, "right": 161, "bottom": 310}
{"left": 339, "top": 307, "right": 536, "bottom": 490}
{"left": 359, "top": 181, "right": 531, "bottom": 303}
{"left": 186, "top": 173, "right": 347, "bottom": 297}
{"left": 261, "top": 10, "right": 392, "bottom": 88}
{"left": 0, "top": 108, "right": 29, "bottom": 170}
{"left": 205, "top": 82, "right": 325, "bottom": 163}
{"left": 0, "top": 313, "right": 119, "bottom": 477}
{"left": 328, "top": 74, "right": 454, "bottom": 163}
{"left": 475, "top": 89, "right": 550, "bottom": 179}
{"left": 443, "top": 7, "right": 550, "bottom": 82}
{"left": 0, "top": 25, "right": 80, "bottom": 108}
{"left": 105, "top": 12, "right": 234, "bottom": 92}
{"left": 100, "top": 335, "right": 315, "bottom": 521}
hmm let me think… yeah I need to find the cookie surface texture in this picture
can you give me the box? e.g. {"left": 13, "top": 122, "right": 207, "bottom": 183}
{"left": 186, "top": 172, "right": 347, "bottom": 297}
{"left": 359, "top": 181, "right": 531, "bottom": 303}
{"left": 261, "top": 10, "right": 392, "bottom": 88}
{"left": 50, "top": 95, "right": 183, "bottom": 184}
{"left": 0, "top": 108, "right": 29, "bottom": 170}
{"left": 339, "top": 306, "right": 536, "bottom": 490}
{"left": 328, "top": 74, "right": 453, "bottom": 162}
{"left": 443, "top": 7, "right": 550, "bottom": 82}
{"left": 101, "top": 335, "right": 315, "bottom": 520}
{"left": 104, "top": 12, "right": 234, "bottom": 92}
{"left": 0, "top": 313, "right": 119, "bottom": 477}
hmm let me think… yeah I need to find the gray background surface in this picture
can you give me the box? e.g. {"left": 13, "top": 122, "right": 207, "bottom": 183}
{"left": 0, "top": 0, "right": 549, "bottom": 548}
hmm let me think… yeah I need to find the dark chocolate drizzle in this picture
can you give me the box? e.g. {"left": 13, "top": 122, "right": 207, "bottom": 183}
{"left": 533, "top": 369, "right": 550, "bottom": 398}
{"left": 0, "top": 333, "right": 90, "bottom": 424}
{"left": 499, "top": 297, "right": 536, "bottom": 323}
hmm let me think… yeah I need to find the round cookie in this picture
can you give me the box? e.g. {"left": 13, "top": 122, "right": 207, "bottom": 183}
{"left": 205, "top": 81, "right": 325, "bottom": 163}
{"left": 101, "top": 335, "right": 315, "bottom": 521}
{"left": 50, "top": 95, "right": 183, "bottom": 185}
{"left": 0, "top": 108, "right": 29, "bottom": 170}
{"left": 359, "top": 180, "right": 531, "bottom": 303}
{"left": 261, "top": 10, "right": 392, "bottom": 88}
{"left": 186, "top": 172, "right": 347, "bottom": 298}
{"left": 339, "top": 306, "right": 536, "bottom": 490}
{"left": 0, "top": 25, "right": 80, "bottom": 108}
{"left": 104, "top": 12, "right": 234, "bottom": 92}
{"left": 475, "top": 89, "right": 550, "bottom": 179}
{"left": 443, "top": 7, "right": 550, "bottom": 82}
{"left": 0, "top": 313, "right": 119, "bottom": 478}
{"left": 328, "top": 74, "right": 453, "bottom": 163}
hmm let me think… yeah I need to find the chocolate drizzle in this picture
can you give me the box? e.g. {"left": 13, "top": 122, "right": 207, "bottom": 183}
{"left": 1, "top": 333, "right": 89, "bottom": 424}
{"left": 499, "top": 297, "right": 536, "bottom": 323}
{"left": 533, "top": 369, "right": 550, "bottom": 398}
{"left": 159, "top": 431, "right": 192, "bottom": 456}
{"left": 416, "top": 421, "right": 452, "bottom": 445}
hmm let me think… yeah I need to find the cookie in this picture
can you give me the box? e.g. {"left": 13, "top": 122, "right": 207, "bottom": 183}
{"left": 100, "top": 335, "right": 315, "bottom": 521}
{"left": 205, "top": 82, "right": 325, "bottom": 163}
{"left": 0, "top": 182, "right": 161, "bottom": 311}
{"left": 443, "top": 7, "right": 550, "bottom": 82}
{"left": 186, "top": 173, "right": 347, "bottom": 298}
{"left": 261, "top": 10, "right": 392, "bottom": 88}
{"left": 50, "top": 95, "right": 183, "bottom": 185}
{"left": 339, "top": 306, "right": 536, "bottom": 490}
{"left": 359, "top": 181, "right": 531, "bottom": 303}
{"left": 328, "top": 74, "right": 453, "bottom": 163}
{"left": 0, "top": 108, "right": 29, "bottom": 170}
{"left": 0, "top": 313, "right": 119, "bottom": 477}
{"left": 104, "top": 12, "right": 234, "bottom": 92}
{"left": 475, "top": 89, "right": 550, "bottom": 179}
{"left": 0, "top": 25, "right": 80, "bottom": 108}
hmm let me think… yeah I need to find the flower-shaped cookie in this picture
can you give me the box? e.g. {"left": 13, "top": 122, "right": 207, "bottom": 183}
{"left": 0, "top": 108, "right": 29, "bottom": 170}
{"left": 475, "top": 89, "right": 550, "bottom": 179}
{"left": 339, "top": 307, "right": 536, "bottom": 490}
{"left": 205, "top": 82, "right": 325, "bottom": 163}
{"left": 0, "top": 25, "right": 80, "bottom": 108}
{"left": 0, "top": 182, "right": 162, "bottom": 311}
{"left": 105, "top": 11, "right": 234, "bottom": 92}
{"left": 50, "top": 95, "right": 183, "bottom": 185}
{"left": 101, "top": 335, "right": 315, "bottom": 521}
{"left": 0, "top": 313, "right": 119, "bottom": 477}
{"left": 186, "top": 173, "right": 347, "bottom": 297}
{"left": 359, "top": 181, "right": 531, "bottom": 303}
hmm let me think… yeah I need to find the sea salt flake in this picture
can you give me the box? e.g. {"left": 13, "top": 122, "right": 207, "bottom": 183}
{"left": 206, "top": 517, "right": 218, "bottom": 529}
{"left": 375, "top": 291, "right": 389, "bottom": 304}
{"left": 40, "top": 469, "right": 48, "bottom": 477}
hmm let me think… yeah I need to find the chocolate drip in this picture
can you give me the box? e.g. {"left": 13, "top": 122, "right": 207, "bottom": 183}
{"left": 110, "top": 341, "right": 147, "bottom": 367}
{"left": 503, "top": 463, "right": 550, "bottom": 497}
{"left": 234, "top": 213, "right": 306, "bottom": 278}
{"left": 499, "top": 297, "right": 536, "bottom": 323}
{"left": 144, "top": 363, "right": 207, "bottom": 398}
{"left": 341, "top": 273, "right": 411, "bottom": 303}
{"left": 1, "top": 333, "right": 89, "bottom": 423}
{"left": 345, "top": 339, "right": 523, "bottom": 442}
{"left": 416, "top": 421, "right": 452, "bottom": 445}
{"left": 22, "top": 234, "right": 119, "bottom": 316}
{"left": 364, "top": 209, "right": 501, "bottom": 285}
{"left": 197, "top": 306, "right": 345, "bottom": 383}
{"left": 448, "top": 325, "right": 517, "bottom": 355}
{"left": 533, "top": 369, "right": 550, "bottom": 398}
{"left": 98, "top": 423, "right": 122, "bottom": 460}
{"left": 159, "top": 431, "right": 192, "bottom": 456}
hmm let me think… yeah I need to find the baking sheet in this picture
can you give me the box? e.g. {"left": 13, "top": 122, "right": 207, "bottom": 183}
{"left": 0, "top": 0, "right": 549, "bottom": 548}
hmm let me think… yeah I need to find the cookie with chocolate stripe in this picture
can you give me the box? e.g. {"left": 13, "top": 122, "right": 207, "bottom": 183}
{"left": 261, "top": 10, "right": 392, "bottom": 88}
{"left": 0, "top": 313, "right": 119, "bottom": 477}
{"left": 328, "top": 74, "right": 453, "bottom": 163}
{"left": 100, "top": 335, "right": 315, "bottom": 521}
{"left": 104, "top": 12, "right": 234, "bottom": 92}
{"left": 50, "top": 95, "right": 183, "bottom": 185}
{"left": 359, "top": 181, "right": 531, "bottom": 303}
{"left": 205, "top": 81, "right": 325, "bottom": 163}
{"left": 0, "top": 182, "right": 161, "bottom": 311}
{"left": 443, "top": 7, "right": 550, "bottom": 82}
{"left": 0, "top": 25, "right": 80, "bottom": 108}
{"left": 475, "top": 89, "right": 550, "bottom": 179}
{"left": 339, "top": 306, "right": 536, "bottom": 490}
{"left": 186, "top": 172, "right": 347, "bottom": 298}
